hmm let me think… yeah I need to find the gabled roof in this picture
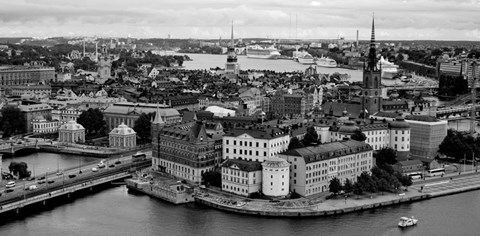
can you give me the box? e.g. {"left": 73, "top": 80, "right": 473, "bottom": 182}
{"left": 224, "top": 127, "right": 287, "bottom": 139}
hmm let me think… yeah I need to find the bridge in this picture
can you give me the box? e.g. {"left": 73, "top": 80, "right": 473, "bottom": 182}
{"left": 0, "top": 143, "right": 39, "bottom": 155}
{"left": 435, "top": 104, "right": 480, "bottom": 120}
{"left": 0, "top": 158, "right": 150, "bottom": 215}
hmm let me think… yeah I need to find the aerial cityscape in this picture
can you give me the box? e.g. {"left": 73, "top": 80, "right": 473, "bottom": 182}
{"left": 1, "top": 0, "right": 480, "bottom": 235}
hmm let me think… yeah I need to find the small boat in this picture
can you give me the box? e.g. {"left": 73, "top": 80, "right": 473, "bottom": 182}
{"left": 398, "top": 216, "right": 418, "bottom": 228}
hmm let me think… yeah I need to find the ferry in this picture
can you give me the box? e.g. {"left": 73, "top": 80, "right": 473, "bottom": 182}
{"left": 246, "top": 45, "right": 281, "bottom": 59}
{"left": 398, "top": 216, "right": 418, "bottom": 228}
{"left": 316, "top": 56, "right": 337, "bottom": 68}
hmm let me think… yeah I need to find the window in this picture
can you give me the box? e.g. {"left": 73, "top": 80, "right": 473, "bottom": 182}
{"left": 226, "top": 140, "right": 229, "bottom": 145}
{"left": 240, "top": 141, "right": 243, "bottom": 146}
{"left": 256, "top": 142, "right": 259, "bottom": 147}
{"left": 264, "top": 143, "right": 267, "bottom": 148}
{"left": 226, "top": 148, "right": 229, "bottom": 153}
{"left": 234, "top": 140, "right": 236, "bottom": 145}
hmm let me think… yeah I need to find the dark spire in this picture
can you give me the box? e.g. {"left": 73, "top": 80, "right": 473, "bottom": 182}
{"left": 227, "top": 20, "right": 237, "bottom": 62}
{"left": 230, "top": 20, "right": 234, "bottom": 47}
{"left": 366, "top": 13, "right": 378, "bottom": 71}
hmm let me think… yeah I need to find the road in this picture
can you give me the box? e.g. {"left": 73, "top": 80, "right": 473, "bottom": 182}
{"left": 0, "top": 152, "right": 152, "bottom": 203}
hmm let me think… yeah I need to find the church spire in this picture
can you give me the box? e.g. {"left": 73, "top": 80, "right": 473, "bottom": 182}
{"left": 366, "top": 13, "right": 378, "bottom": 71}
{"left": 152, "top": 103, "right": 164, "bottom": 124}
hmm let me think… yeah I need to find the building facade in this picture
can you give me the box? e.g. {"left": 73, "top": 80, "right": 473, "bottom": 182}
{"left": 0, "top": 66, "right": 55, "bottom": 88}
{"left": 279, "top": 140, "right": 373, "bottom": 197}
{"left": 222, "top": 128, "right": 290, "bottom": 162}
{"left": 221, "top": 159, "right": 262, "bottom": 197}
{"left": 152, "top": 118, "right": 223, "bottom": 184}
{"left": 406, "top": 116, "right": 448, "bottom": 158}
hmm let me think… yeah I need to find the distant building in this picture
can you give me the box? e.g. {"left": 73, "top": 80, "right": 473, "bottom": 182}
{"left": 10, "top": 85, "right": 51, "bottom": 97}
{"left": 103, "top": 102, "right": 180, "bottom": 131}
{"left": 32, "top": 116, "right": 59, "bottom": 134}
{"left": 58, "top": 120, "right": 85, "bottom": 143}
{"left": 393, "top": 159, "right": 424, "bottom": 174}
{"left": 0, "top": 65, "right": 55, "bottom": 89}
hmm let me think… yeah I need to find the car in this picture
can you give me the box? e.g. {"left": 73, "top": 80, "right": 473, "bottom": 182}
{"left": 37, "top": 180, "right": 46, "bottom": 184}
{"left": 38, "top": 176, "right": 46, "bottom": 180}
{"left": 56, "top": 172, "right": 63, "bottom": 176}
{"left": 115, "top": 161, "right": 122, "bottom": 165}
{"left": 98, "top": 165, "right": 106, "bottom": 169}
{"left": 92, "top": 167, "right": 98, "bottom": 172}
{"left": 109, "top": 164, "right": 115, "bottom": 168}
{"left": 47, "top": 180, "right": 55, "bottom": 184}
{"left": 27, "top": 176, "right": 36, "bottom": 181}
{"left": 6, "top": 189, "right": 14, "bottom": 193}
{"left": 25, "top": 185, "right": 37, "bottom": 191}
{"left": 6, "top": 181, "right": 15, "bottom": 188}
{"left": 68, "top": 174, "right": 77, "bottom": 178}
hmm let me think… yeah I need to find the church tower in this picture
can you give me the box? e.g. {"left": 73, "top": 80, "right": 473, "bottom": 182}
{"left": 225, "top": 21, "right": 240, "bottom": 75}
{"left": 361, "top": 15, "right": 382, "bottom": 117}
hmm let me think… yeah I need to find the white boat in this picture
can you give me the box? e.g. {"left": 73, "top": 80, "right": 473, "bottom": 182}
{"left": 293, "top": 50, "right": 314, "bottom": 64}
{"left": 246, "top": 45, "right": 281, "bottom": 59}
{"left": 378, "top": 56, "right": 399, "bottom": 80}
{"left": 398, "top": 216, "right": 418, "bottom": 228}
{"left": 316, "top": 56, "right": 337, "bottom": 68}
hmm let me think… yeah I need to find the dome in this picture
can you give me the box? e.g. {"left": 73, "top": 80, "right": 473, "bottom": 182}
{"left": 110, "top": 122, "right": 136, "bottom": 135}
{"left": 390, "top": 117, "right": 410, "bottom": 129}
{"left": 60, "top": 120, "right": 85, "bottom": 130}
{"left": 338, "top": 121, "right": 359, "bottom": 135}
{"left": 262, "top": 156, "right": 290, "bottom": 168}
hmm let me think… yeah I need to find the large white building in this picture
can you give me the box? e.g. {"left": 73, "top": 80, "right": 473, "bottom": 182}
{"left": 279, "top": 140, "right": 373, "bottom": 197}
{"left": 222, "top": 128, "right": 290, "bottom": 162}
{"left": 221, "top": 159, "right": 262, "bottom": 197}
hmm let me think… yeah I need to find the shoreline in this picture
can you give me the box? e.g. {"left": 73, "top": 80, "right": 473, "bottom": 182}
{"left": 193, "top": 172, "right": 480, "bottom": 217}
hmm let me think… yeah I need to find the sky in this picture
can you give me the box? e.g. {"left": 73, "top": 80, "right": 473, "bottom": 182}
{"left": 0, "top": 0, "right": 479, "bottom": 41}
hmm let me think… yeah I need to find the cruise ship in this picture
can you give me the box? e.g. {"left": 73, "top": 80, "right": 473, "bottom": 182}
{"left": 293, "top": 50, "right": 315, "bottom": 64}
{"left": 315, "top": 56, "right": 337, "bottom": 68}
{"left": 378, "top": 56, "right": 399, "bottom": 79}
{"left": 246, "top": 45, "right": 281, "bottom": 59}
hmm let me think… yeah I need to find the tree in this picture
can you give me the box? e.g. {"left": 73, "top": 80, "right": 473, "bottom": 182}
{"left": 134, "top": 113, "right": 154, "bottom": 141}
{"left": 201, "top": 170, "right": 221, "bottom": 187}
{"left": 288, "top": 137, "right": 304, "bottom": 150}
{"left": 375, "top": 147, "right": 397, "bottom": 171}
{"left": 77, "top": 108, "right": 107, "bottom": 136}
{"left": 351, "top": 129, "right": 367, "bottom": 142}
{"left": 8, "top": 162, "right": 31, "bottom": 179}
{"left": 344, "top": 178, "right": 353, "bottom": 194}
{"left": 329, "top": 177, "right": 343, "bottom": 195}
{"left": 0, "top": 106, "right": 26, "bottom": 137}
{"left": 353, "top": 182, "right": 364, "bottom": 196}
{"left": 303, "top": 126, "right": 318, "bottom": 146}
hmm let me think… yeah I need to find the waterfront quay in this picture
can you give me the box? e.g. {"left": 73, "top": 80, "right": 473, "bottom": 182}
{"left": 0, "top": 158, "right": 150, "bottom": 215}
{"left": 192, "top": 171, "right": 480, "bottom": 217}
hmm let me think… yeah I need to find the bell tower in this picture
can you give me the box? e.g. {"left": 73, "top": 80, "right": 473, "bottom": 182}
{"left": 225, "top": 21, "right": 240, "bottom": 75}
{"left": 361, "top": 15, "right": 382, "bottom": 117}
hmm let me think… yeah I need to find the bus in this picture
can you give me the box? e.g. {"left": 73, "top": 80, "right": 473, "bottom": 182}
{"left": 426, "top": 168, "right": 445, "bottom": 177}
{"left": 406, "top": 172, "right": 423, "bottom": 180}
{"left": 132, "top": 152, "right": 147, "bottom": 162}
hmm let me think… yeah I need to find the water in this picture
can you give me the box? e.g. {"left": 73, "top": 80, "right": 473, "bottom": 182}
{"left": 182, "top": 53, "right": 363, "bottom": 82}
{"left": 2, "top": 152, "right": 99, "bottom": 177}
{"left": 1, "top": 182, "right": 480, "bottom": 236}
